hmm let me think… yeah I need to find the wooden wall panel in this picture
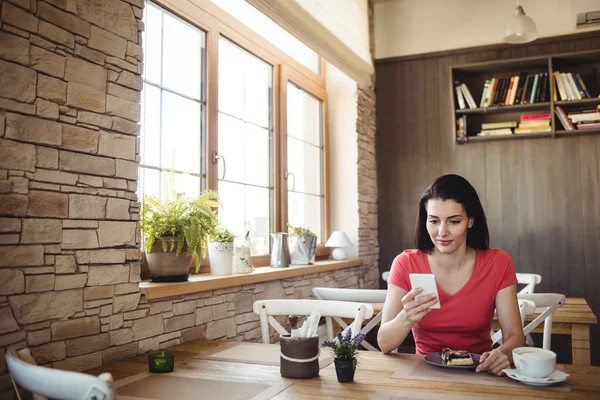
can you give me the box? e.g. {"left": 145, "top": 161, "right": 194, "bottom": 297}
{"left": 375, "top": 33, "right": 600, "bottom": 365}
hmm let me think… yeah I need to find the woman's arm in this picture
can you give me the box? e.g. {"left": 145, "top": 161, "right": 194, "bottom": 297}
{"left": 476, "top": 284, "right": 525, "bottom": 375}
{"left": 377, "top": 283, "right": 438, "bottom": 354}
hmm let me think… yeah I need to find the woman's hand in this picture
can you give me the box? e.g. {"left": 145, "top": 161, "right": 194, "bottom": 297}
{"left": 476, "top": 348, "right": 510, "bottom": 376}
{"left": 397, "top": 288, "right": 438, "bottom": 326}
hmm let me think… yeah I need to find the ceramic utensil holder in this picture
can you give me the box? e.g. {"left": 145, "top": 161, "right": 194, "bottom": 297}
{"left": 279, "top": 335, "right": 319, "bottom": 379}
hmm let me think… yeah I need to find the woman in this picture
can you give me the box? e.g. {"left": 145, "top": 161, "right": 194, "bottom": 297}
{"left": 378, "top": 174, "right": 524, "bottom": 376}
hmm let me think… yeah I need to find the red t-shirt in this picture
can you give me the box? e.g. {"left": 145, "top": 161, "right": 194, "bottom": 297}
{"left": 388, "top": 248, "right": 517, "bottom": 355}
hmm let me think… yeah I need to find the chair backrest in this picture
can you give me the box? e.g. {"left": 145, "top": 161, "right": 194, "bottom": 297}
{"left": 252, "top": 299, "right": 374, "bottom": 344}
{"left": 312, "top": 287, "right": 387, "bottom": 304}
{"left": 491, "top": 299, "right": 536, "bottom": 346}
{"left": 382, "top": 271, "right": 390, "bottom": 282}
{"left": 6, "top": 348, "right": 114, "bottom": 400}
{"left": 518, "top": 293, "right": 565, "bottom": 350}
{"left": 516, "top": 273, "right": 542, "bottom": 294}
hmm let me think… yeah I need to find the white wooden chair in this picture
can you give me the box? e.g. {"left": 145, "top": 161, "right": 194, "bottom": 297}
{"left": 312, "top": 287, "right": 387, "bottom": 351}
{"left": 382, "top": 271, "right": 390, "bottom": 282}
{"left": 518, "top": 293, "right": 565, "bottom": 350}
{"left": 6, "top": 347, "right": 114, "bottom": 400}
{"left": 491, "top": 298, "right": 537, "bottom": 346}
{"left": 252, "top": 299, "right": 374, "bottom": 344}
{"left": 516, "top": 273, "right": 542, "bottom": 294}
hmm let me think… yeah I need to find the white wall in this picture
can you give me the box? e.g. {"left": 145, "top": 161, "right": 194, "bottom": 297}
{"left": 296, "top": 0, "right": 371, "bottom": 65}
{"left": 374, "top": 0, "right": 600, "bottom": 59}
{"left": 326, "top": 62, "right": 359, "bottom": 257}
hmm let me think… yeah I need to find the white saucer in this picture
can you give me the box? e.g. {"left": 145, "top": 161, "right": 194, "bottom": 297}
{"left": 502, "top": 368, "right": 569, "bottom": 386}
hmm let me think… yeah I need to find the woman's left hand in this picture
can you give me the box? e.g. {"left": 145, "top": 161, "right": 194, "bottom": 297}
{"left": 476, "top": 349, "right": 510, "bottom": 376}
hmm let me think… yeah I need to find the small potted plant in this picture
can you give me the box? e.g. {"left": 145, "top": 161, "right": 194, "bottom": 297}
{"left": 323, "top": 329, "right": 365, "bottom": 383}
{"left": 287, "top": 223, "right": 317, "bottom": 265}
{"left": 142, "top": 190, "right": 220, "bottom": 282}
{"left": 208, "top": 225, "right": 235, "bottom": 275}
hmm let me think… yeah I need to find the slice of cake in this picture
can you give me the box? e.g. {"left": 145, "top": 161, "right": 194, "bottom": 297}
{"left": 441, "top": 348, "right": 474, "bottom": 366}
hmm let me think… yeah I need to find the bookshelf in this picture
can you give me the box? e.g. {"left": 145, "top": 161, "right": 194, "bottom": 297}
{"left": 451, "top": 49, "right": 600, "bottom": 143}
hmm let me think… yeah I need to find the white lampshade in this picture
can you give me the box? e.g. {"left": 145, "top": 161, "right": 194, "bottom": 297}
{"left": 504, "top": 5, "right": 538, "bottom": 44}
{"left": 325, "top": 231, "right": 352, "bottom": 248}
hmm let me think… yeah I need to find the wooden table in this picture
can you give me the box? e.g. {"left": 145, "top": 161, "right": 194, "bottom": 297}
{"left": 492, "top": 298, "right": 597, "bottom": 366}
{"left": 88, "top": 339, "right": 600, "bottom": 400}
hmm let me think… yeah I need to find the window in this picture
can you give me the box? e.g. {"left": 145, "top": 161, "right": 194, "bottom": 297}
{"left": 139, "top": 3, "right": 206, "bottom": 199}
{"left": 286, "top": 83, "right": 324, "bottom": 240}
{"left": 217, "top": 38, "right": 273, "bottom": 255}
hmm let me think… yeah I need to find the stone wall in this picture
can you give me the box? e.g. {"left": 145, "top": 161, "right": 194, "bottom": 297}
{"left": 357, "top": 0, "right": 379, "bottom": 289}
{"left": 0, "top": 0, "right": 378, "bottom": 397}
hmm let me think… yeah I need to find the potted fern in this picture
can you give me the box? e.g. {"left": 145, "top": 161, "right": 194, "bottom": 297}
{"left": 287, "top": 223, "right": 317, "bottom": 265}
{"left": 323, "top": 329, "right": 366, "bottom": 383}
{"left": 141, "top": 190, "right": 219, "bottom": 282}
{"left": 208, "top": 225, "right": 235, "bottom": 275}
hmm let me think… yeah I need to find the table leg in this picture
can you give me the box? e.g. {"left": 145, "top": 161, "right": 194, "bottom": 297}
{"left": 571, "top": 324, "right": 591, "bottom": 366}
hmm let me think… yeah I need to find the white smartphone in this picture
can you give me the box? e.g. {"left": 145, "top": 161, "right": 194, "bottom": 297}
{"left": 409, "top": 273, "right": 440, "bottom": 309}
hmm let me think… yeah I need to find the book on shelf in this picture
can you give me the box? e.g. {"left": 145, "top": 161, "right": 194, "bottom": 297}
{"left": 477, "top": 128, "right": 513, "bottom": 136}
{"left": 553, "top": 71, "right": 593, "bottom": 101}
{"left": 456, "top": 114, "right": 467, "bottom": 139}
{"left": 554, "top": 106, "right": 574, "bottom": 130}
{"left": 455, "top": 81, "right": 476, "bottom": 109}
{"left": 460, "top": 84, "right": 477, "bottom": 109}
{"left": 568, "top": 110, "right": 600, "bottom": 123}
{"left": 578, "top": 122, "right": 600, "bottom": 130}
{"left": 481, "top": 121, "right": 517, "bottom": 129}
{"left": 455, "top": 84, "right": 466, "bottom": 110}
{"left": 515, "top": 112, "right": 551, "bottom": 133}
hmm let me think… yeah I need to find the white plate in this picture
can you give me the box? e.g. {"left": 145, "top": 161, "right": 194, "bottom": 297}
{"left": 502, "top": 368, "right": 569, "bottom": 386}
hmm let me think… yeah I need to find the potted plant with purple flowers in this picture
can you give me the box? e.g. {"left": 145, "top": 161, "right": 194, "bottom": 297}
{"left": 323, "top": 329, "right": 365, "bottom": 383}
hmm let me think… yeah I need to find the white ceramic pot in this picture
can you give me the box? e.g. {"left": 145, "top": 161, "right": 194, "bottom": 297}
{"left": 208, "top": 242, "right": 233, "bottom": 275}
{"left": 232, "top": 246, "right": 254, "bottom": 274}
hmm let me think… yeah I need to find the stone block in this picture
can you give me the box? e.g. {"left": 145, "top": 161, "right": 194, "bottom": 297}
{"left": 55, "top": 255, "right": 77, "bottom": 274}
{"left": 10, "top": 289, "right": 83, "bottom": 324}
{"left": 112, "top": 116, "right": 139, "bottom": 135}
{"left": 98, "top": 131, "right": 136, "bottom": 161}
{"left": 123, "top": 309, "right": 147, "bottom": 320}
{"left": 0, "top": 31, "right": 30, "bottom": 65}
{"left": 31, "top": 341, "right": 67, "bottom": 364}
{"left": 97, "top": 221, "right": 136, "bottom": 246}
{"left": 36, "top": 98, "right": 59, "bottom": 120}
{"left": 64, "top": 56, "right": 107, "bottom": 92}
{"left": 37, "top": 1, "right": 90, "bottom": 38}
{"left": 77, "top": 0, "right": 137, "bottom": 42}
{"left": 195, "top": 306, "right": 213, "bottom": 326}
{"left": 59, "top": 150, "right": 114, "bottom": 176}
{"left": 0, "top": 98, "right": 35, "bottom": 116}
{"left": 83, "top": 285, "right": 115, "bottom": 302}
{"left": 205, "top": 319, "right": 227, "bottom": 340}
{"left": 0, "top": 218, "right": 21, "bottom": 233}
{"left": 126, "top": 41, "right": 142, "bottom": 61}
{"left": 0, "top": 306, "right": 19, "bottom": 334}
{"left": 76, "top": 249, "right": 126, "bottom": 264}
{"left": 0, "top": 234, "right": 19, "bottom": 244}
{"left": 27, "top": 329, "right": 51, "bottom": 346}
{"left": 78, "top": 174, "right": 103, "bottom": 187}
{"left": 147, "top": 301, "right": 171, "bottom": 315}
{"left": 27, "top": 190, "right": 67, "bottom": 218}
{"left": 25, "top": 274, "right": 55, "bottom": 292}
{"left": 54, "top": 274, "right": 87, "bottom": 290}
{"left": 213, "top": 303, "right": 228, "bottom": 320}
{"left": 0, "top": 138, "right": 36, "bottom": 172}
{"left": 5, "top": 113, "right": 62, "bottom": 146}
{"left": 66, "top": 332, "right": 109, "bottom": 357}
{"left": 30, "top": 45, "right": 65, "bottom": 78}
{"left": 113, "top": 292, "right": 140, "bottom": 313}
{"left": 66, "top": 82, "right": 105, "bottom": 113}
{"left": 68, "top": 194, "right": 106, "bottom": 219}
{"left": 0, "top": 59, "right": 36, "bottom": 103}
{"left": 106, "top": 94, "right": 140, "bottom": 122}
{"left": 109, "top": 314, "right": 124, "bottom": 330}
{"left": 2, "top": 2, "right": 38, "bottom": 33}
{"left": 103, "top": 177, "right": 127, "bottom": 189}
{"left": 53, "top": 351, "right": 102, "bottom": 372}
{"left": 164, "top": 314, "right": 195, "bottom": 333}
{"left": 172, "top": 301, "right": 196, "bottom": 316}
{"left": 114, "top": 283, "right": 138, "bottom": 295}
{"left": 38, "top": 20, "right": 74, "bottom": 48}
{"left": 0, "top": 245, "right": 43, "bottom": 267}
{"left": 33, "top": 169, "right": 77, "bottom": 185}
{"left": 87, "top": 264, "right": 129, "bottom": 286}
{"left": 31, "top": 34, "right": 57, "bottom": 51}
{"left": 87, "top": 25, "right": 127, "bottom": 59}
{"left": 37, "top": 74, "right": 67, "bottom": 104}
{"left": 129, "top": 260, "right": 141, "bottom": 283}
{"left": 62, "top": 229, "right": 99, "bottom": 249}
{"left": 107, "top": 82, "right": 140, "bottom": 103}
{"left": 60, "top": 124, "right": 99, "bottom": 154}
{"left": 106, "top": 197, "right": 130, "bottom": 220}
{"left": 0, "top": 193, "right": 27, "bottom": 216}
{"left": 132, "top": 314, "right": 163, "bottom": 341}
{"left": 77, "top": 111, "right": 112, "bottom": 129}
{"left": 137, "top": 336, "right": 159, "bottom": 354}
{"left": 8, "top": 176, "right": 27, "bottom": 194}
{"left": 115, "top": 159, "right": 137, "bottom": 180}
{"left": 22, "top": 266, "right": 54, "bottom": 275}
{"left": 51, "top": 316, "right": 99, "bottom": 340}
{"left": 115, "top": 70, "right": 142, "bottom": 90}
{"left": 181, "top": 325, "right": 206, "bottom": 343}
{"left": 73, "top": 44, "right": 105, "bottom": 67}
{"left": 21, "top": 218, "right": 62, "bottom": 243}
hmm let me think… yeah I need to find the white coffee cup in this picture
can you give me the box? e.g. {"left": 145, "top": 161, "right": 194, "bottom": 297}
{"left": 512, "top": 347, "right": 556, "bottom": 379}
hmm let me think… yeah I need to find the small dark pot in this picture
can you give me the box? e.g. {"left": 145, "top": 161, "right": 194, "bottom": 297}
{"left": 334, "top": 358, "right": 356, "bottom": 383}
{"left": 279, "top": 335, "right": 319, "bottom": 379}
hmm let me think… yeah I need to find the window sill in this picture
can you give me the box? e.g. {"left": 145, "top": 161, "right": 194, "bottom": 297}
{"left": 139, "top": 259, "right": 363, "bottom": 300}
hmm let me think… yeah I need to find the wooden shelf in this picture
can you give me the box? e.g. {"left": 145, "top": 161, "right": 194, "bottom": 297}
{"left": 555, "top": 98, "right": 600, "bottom": 107}
{"left": 456, "top": 102, "right": 550, "bottom": 115}
{"left": 459, "top": 132, "right": 552, "bottom": 143}
{"left": 139, "top": 259, "right": 364, "bottom": 300}
{"left": 556, "top": 128, "right": 600, "bottom": 137}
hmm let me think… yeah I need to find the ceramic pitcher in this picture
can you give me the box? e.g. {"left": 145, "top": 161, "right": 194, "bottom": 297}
{"left": 270, "top": 232, "right": 290, "bottom": 268}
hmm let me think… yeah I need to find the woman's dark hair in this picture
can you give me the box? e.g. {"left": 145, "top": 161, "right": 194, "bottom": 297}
{"left": 414, "top": 174, "right": 489, "bottom": 253}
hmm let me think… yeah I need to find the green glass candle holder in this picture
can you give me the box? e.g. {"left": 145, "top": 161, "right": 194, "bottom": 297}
{"left": 148, "top": 351, "right": 175, "bottom": 373}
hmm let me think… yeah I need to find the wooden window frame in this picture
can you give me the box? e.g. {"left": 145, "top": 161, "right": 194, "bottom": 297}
{"left": 150, "top": 0, "right": 330, "bottom": 249}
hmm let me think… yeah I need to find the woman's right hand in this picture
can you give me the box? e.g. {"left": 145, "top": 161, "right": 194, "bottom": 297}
{"left": 397, "top": 288, "right": 438, "bottom": 326}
